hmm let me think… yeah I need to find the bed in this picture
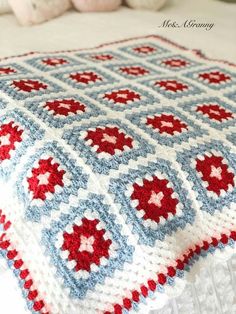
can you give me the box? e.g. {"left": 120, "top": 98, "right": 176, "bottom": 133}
{"left": 0, "top": 1, "right": 235, "bottom": 314}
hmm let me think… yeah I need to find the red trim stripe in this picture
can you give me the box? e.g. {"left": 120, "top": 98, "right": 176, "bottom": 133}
{"left": 0, "top": 211, "right": 235, "bottom": 313}
{"left": 109, "top": 230, "right": 236, "bottom": 313}
{"left": 0, "top": 35, "right": 235, "bottom": 68}
{"left": 0, "top": 210, "right": 49, "bottom": 314}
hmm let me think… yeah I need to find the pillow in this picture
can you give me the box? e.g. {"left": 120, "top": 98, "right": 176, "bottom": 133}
{"left": 72, "top": 0, "right": 122, "bottom": 12}
{"left": 8, "top": 0, "right": 71, "bottom": 25}
{"left": 0, "top": 0, "right": 11, "bottom": 14}
{"left": 126, "top": 0, "right": 167, "bottom": 10}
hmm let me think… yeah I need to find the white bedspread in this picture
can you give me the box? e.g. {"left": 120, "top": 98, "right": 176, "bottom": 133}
{"left": 0, "top": 1, "right": 235, "bottom": 313}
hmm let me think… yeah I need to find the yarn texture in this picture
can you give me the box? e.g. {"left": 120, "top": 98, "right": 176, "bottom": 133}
{"left": 0, "top": 35, "right": 235, "bottom": 314}
{"left": 72, "top": 0, "right": 122, "bottom": 12}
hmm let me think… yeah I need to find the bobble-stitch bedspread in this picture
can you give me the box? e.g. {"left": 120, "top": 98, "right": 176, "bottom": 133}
{"left": 0, "top": 35, "right": 235, "bottom": 314}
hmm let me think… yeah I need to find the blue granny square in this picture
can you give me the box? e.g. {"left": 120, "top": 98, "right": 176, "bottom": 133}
{"left": 0, "top": 75, "right": 63, "bottom": 100}
{"left": 184, "top": 67, "right": 236, "bottom": 90}
{"left": 109, "top": 159, "right": 195, "bottom": 246}
{"left": 42, "top": 194, "right": 134, "bottom": 299}
{"left": 126, "top": 106, "right": 207, "bottom": 147}
{"left": 104, "top": 61, "right": 163, "bottom": 80}
{"left": 16, "top": 141, "right": 88, "bottom": 222}
{"left": 51, "top": 66, "right": 119, "bottom": 90}
{"left": 0, "top": 109, "right": 44, "bottom": 179}
{"left": 24, "top": 93, "right": 105, "bottom": 129}
{"left": 25, "top": 54, "right": 81, "bottom": 72}
{"left": 63, "top": 118, "right": 155, "bottom": 174}
{"left": 75, "top": 50, "right": 127, "bottom": 63}
{"left": 140, "top": 76, "right": 203, "bottom": 100}
{"left": 86, "top": 84, "right": 159, "bottom": 112}
{"left": 180, "top": 97, "right": 236, "bottom": 130}
{"left": 0, "top": 62, "right": 31, "bottom": 77}
{"left": 177, "top": 140, "right": 236, "bottom": 214}
{"left": 119, "top": 41, "right": 169, "bottom": 58}
{"left": 149, "top": 54, "right": 201, "bottom": 72}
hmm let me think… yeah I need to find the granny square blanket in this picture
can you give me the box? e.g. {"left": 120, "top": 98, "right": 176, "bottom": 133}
{"left": 0, "top": 35, "right": 235, "bottom": 314}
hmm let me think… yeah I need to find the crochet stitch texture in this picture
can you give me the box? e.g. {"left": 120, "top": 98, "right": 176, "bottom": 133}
{"left": 0, "top": 35, "right": 235, "bottom": 314}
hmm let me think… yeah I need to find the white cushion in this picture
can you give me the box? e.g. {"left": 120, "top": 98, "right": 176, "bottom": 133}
{"left": 8, "top": 0, "right": 71, "bottom": 25}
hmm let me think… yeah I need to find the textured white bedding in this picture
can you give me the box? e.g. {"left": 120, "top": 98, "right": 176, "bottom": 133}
{"left": 0, "top": 1, "right": 235, "bottom": 313}
{"left": 1, "top": 254, "right": 236, "bottom": 314}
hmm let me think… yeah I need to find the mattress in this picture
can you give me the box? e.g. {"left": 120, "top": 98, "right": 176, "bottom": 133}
{"left": 0, "top": 1, "right": 235, "bottom": 313}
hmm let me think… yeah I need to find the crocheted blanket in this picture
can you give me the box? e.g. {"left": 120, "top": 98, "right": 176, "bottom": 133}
{"left": 0, "top": 35, "right": 235, "bottom": 314}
